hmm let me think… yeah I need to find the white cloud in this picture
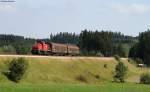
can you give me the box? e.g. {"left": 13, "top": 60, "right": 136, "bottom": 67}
{"left": 0, "top": 3, "right": 16, "bottom": 12}
{"left": 112, "top": 4, "right": 150, "bottom": 14}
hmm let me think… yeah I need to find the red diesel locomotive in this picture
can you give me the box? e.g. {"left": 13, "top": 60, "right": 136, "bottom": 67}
{"left": 31, "top": 40, "right": 80, "bottom": 55}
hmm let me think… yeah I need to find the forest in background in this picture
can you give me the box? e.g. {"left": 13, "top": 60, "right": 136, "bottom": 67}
{"left": 0, "top": 29, "right": 150, "bottom": 65}
{"left": 0, "top": 30, "right": 138, "bottom": 56}
{"left": 0, "top": 35, "right": 35, "bottom": 54}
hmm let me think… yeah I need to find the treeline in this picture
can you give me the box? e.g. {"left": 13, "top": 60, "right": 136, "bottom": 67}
{"left": 129, "top": 30, "right": 150, "bottom": 65}
{"left": 0, "top": 34, "right": 35, "bottom": 54}
{"left": 0, "top": 31, "right": 137, "bottom": 57}
{"left": 79, "top": 30, "right": 138, "bottom": 57}
{"left": 50, "top": 30, "right": 137, "bottom": 57}
{"left": 50, "top": 32, "right": 79, "bottom": 45}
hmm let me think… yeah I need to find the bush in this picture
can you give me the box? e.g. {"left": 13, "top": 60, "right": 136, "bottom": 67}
{"left": 113, "top": 61, "right": 128, "bottom": 83}
{"left": 140, "top": 73, "right": 150, "bottom": 84}
{"left": 134, "top": 58, "right": 144, "bottom": 64}
{"left": 76, "top": 75, "right": 87, "bottom": 83}
{"left": 14, "top": 45, "right": 31, "bottom": 55}
{"left": 0, "top": 45, "right": 16, "bottom": 54}
{"left": 94, "top": 75, "right": 100, "bottom": 79}
{"left": 96, "top": 52, "right": 104, "bottom": 57}
{"left": 114, "top": 55, "right": 121, "bottom": 61}
{"left": 104, "top": 64, "right": 108, "bottom": 68}
{"left": 4, "top": 58, "right": 28, "bottom": 83}
{"left": 128, "top": 58, "right": 145, "bottom": 67}
{"left": 128, "top": 58, "right": 137, "bottom": 66}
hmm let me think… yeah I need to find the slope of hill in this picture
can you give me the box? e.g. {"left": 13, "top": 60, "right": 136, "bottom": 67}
{"left": 0, "top": 56, "right": 149, "bottom": 84}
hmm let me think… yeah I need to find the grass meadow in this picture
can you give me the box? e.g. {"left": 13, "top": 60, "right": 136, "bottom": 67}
{"left": 0, "top": 83, "right": 149, "bottom": 92}
{"left": 0, "top": 56, "right": 149, "bottom": 92}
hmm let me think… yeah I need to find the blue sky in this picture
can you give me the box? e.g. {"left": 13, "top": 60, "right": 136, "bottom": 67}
{"left": 0, "top": 0, "right": 150, "bottom": 38}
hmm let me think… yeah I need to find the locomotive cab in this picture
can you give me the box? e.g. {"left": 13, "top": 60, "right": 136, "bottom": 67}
{"left": 31, "top": 40, "right": 49, "bottom": 55}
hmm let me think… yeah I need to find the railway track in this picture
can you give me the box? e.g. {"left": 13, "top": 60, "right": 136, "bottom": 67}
{"left": 0, "top": 55, "right": 51, "bottom": 58}
{"left": 0, "top": 55, "right": 127, "bottom": 61}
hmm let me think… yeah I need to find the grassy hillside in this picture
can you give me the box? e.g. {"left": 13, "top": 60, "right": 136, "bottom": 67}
{"left": 0, "top": 56, "right": 149, "bottom": 84}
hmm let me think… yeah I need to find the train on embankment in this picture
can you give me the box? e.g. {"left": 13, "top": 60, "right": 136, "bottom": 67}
{"left": 31, "top": 40, "right": 80, "bottom": 55}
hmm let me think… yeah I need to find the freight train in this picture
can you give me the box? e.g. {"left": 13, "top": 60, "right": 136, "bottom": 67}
{"left": 31, "top": 40, "right": 80, "bottom": 55}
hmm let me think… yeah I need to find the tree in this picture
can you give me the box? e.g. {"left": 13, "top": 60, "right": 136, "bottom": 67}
{"left": 140, "top": 73, "right": 150, "bottom": 84}
{"left": 50, "top": 32, "right": 79, "bottom": 45}
{"left": 113, "top": 61, "right": 128, "bottom": 83}
{"left": 0, "top": 34, "right": 35, "bottom": 54}
{"left": 138, "top": 30, "right": 150, "bottom": 65}
{"left": 14, "top": 44, "right": 31, "bottom": 55}
{"left": 79, "top": 30, "right": 113, "bottom": 56}
{"left": 129, "top": 43, "right": 139, "bottom": 58}
{"left": 129, "top": 30, "right": 150, "bottom": 65}
{"left": 117, "top": 44, "right": 129, "bottom": 57}
{"left": 4, "top": 58, "right": 28, "bottom": 83}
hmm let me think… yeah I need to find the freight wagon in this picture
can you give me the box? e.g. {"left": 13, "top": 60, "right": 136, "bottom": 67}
{"left": 31, "top": 40, "right": 79, "bottom": 55}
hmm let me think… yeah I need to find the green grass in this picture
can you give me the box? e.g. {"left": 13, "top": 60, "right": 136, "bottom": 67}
{"left": 0, "top": 83, "right": 149, "bottom": 92}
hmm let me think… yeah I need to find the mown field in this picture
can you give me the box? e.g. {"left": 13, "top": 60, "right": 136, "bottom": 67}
{"left": 0, "top": 55, "right": 149, "bottom": 92}
{"left": 0, "top": 83, "right": 150, "bottom": 92}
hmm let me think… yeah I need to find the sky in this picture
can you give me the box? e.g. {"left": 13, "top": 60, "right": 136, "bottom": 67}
{"left": 0, "top": 0, "right": 150, "bottom": 38}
